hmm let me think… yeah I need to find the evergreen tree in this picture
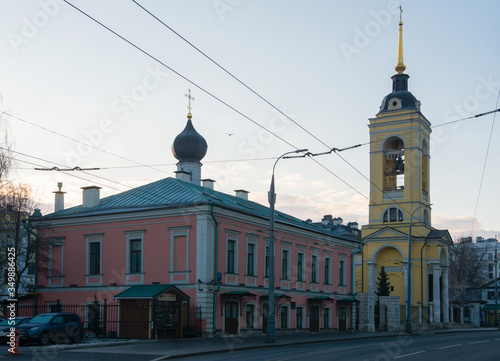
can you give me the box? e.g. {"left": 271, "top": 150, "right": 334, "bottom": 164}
{"left": 376, "top": 266, "right": 391, "bottom": 297}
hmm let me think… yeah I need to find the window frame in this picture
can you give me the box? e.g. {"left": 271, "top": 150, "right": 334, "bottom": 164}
{"left": 311, "top": 254, "right": 318, "bottom": 283}
{"left": 282, "top": 249, "right": 290, "bottom": 280}
{"left": 297, "top": 252, "right": 305, "bottom": 282}
{"left": 227, "top": 239, "right": 236, "bottom": 274}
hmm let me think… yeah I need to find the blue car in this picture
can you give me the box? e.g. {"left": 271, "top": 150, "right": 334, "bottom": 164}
{"left": 17, "top": 313, "right": 84, "bottom": 345}
{"left": 0, "top": 317, "right": 32, "bottom": 344}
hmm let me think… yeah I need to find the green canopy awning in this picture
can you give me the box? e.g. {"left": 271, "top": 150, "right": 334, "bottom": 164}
{"left": 483, "top": 304, "right": 500, "bottom": 311}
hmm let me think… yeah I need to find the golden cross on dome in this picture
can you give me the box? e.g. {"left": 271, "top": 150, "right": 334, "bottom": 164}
{"left": 185, "top": 89, "right": 195, "bottom": 114}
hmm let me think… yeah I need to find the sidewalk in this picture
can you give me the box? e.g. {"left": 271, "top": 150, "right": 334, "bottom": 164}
{"left": 21, "top": 327, "right": 500, "bottom": 360}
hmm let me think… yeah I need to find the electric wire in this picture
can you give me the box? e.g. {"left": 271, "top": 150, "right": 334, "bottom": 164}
{"left": 131, "top": 0, "right": 332, "bottom": 150}
{"left": 469, "top": 92, "right": 499, "bottom": 236}
{"left": 62, "top": 0, "right": 297, "bottom": 151}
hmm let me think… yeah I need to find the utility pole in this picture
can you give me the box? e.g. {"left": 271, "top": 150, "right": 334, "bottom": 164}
{"left": 495, "top": 235, "right": 498, "bottom": 327}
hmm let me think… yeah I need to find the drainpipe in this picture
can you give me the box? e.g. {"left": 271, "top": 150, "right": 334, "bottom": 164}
{"left": 349, "top": 241, "right": 365, "bottom": 329}
{"left": 209, "top": 203, "right": 220, "bottom": 335}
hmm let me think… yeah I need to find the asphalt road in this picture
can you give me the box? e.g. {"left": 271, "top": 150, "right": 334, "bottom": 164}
{"left": 179, "top": 331, "right": 500, "bottom": 361}
{"left": 1, "top": 331, "right": 499, "bottom": 361}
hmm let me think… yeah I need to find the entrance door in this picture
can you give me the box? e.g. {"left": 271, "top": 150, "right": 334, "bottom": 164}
{"left": 309, "top": 305, "right": 319, "bottom": 332}
{"left": 262, "top": 304, "right": 269, "bottom": 333}
{"left": 224, "top": 301, "right": 239, "bottom": 334}
{"left": 338, "top": 307, "right": 347, "bottom": 331}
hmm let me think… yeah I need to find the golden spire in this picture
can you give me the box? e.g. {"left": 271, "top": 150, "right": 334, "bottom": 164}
{"left": 185, "top": 89, "right": 195, "bottom": 118}
{"left": 395, "top": 6, "right": 406, "bottom": 74}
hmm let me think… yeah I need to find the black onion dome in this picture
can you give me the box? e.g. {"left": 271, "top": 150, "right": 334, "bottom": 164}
{"left": 377, "top": 73, "right": 420, "bottom": 115}
{"left": 172, "top": 117, "right": 208, "bottom": 162}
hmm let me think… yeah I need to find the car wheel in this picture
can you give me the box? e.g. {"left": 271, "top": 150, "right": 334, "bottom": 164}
{"left": 72, "top": 331, "right": 83, "bottom": 343}
{"left": 38, "top": 331, "right": 50, "bottom": 346}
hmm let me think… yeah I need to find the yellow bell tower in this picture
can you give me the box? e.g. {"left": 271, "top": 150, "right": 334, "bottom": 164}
{"left": 356, "top": 10, "right": 452, "bottom": 327}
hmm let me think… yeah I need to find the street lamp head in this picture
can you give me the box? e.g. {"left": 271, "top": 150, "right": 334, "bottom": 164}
{"left": 294, "top": 148, "right": 308, "bottom": 153}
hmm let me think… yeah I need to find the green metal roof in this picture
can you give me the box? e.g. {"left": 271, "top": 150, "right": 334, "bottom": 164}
{"left": 222, "top": 291, "right": 256, "bottom": 297}
{"left": 483, "top": 304, "right": 500, "bottom": 311}
{"left": 114, "top": 284, "right": 181, "bottom": 299}
{"left": 41, "top": 177, "right": 359, "bottom": 242}
{"left": 308, "top": 296, "right": 334, "bottom": 301}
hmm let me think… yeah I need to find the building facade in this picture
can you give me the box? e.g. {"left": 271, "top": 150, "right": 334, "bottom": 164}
{"left": 355, "top": 17, "right": 452, "bottom": 329}
{"left": 32, "top": 111, "right": 361, "bottom": 337}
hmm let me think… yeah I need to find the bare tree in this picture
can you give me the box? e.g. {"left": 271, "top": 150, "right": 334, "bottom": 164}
{"left": 0, "top": 183, "right": 51, "bottom": 299}
{"left": 448, "top": 237, "right": 488, "bottom": 305}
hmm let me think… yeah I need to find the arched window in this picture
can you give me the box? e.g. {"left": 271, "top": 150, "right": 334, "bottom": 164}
{"left": 383, "top": 207, "right": 404, "bottom": 222}
{"left": 422, "top": 139, "right": 430, "bottom": 193}
{"left": 423, "top": 209, "right": 429, "bottom": 225}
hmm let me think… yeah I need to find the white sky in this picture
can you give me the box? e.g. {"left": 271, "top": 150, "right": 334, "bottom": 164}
{"left": 0, "top": 0, "right": 499, "bottom": 240}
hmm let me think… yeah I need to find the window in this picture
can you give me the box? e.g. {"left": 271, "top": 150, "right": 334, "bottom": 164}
{"left": 282, "top": 250, "right": 289, "bottom": 279}
{"left": 488, "top": 264, "right": 494, "bottom": 279}
{"left": 296, "top": 307, "right": 303, "bottom": 329}
{"left": 311, "top": 255, "right": 318, "bottom": 283}
{"left": 265, "top": 246, "right": 269, "bottom": 278}
{"left": 487, "top": 291, "right": 495, "bottom": 300}
{"left": 488, "top": 253, "right": 493, "bottom": 261}
{"left": 280, "top": 306, "right": 288, "bottom": 328}
{"left": 383, "top": 207, "right": 403, "bottom": 222}
{"left": 423, "top": 210, "right": 429, "bottom": 225}
{"left": 247, "top": 243, "right": 255, "bottom": 276}
{"left": 245, "top": 304, "right": 255, "bottom": 329}
{"left": 339, "top": 259, "right": 346, "bottom": 286}
{"left": 89, "top": 242, "right": 101, "bottom": 275}
{"left": 324, "top": 257, "right": 331, "bottom": 284}
{"left": 324, "top": 308, "right": 330, "bottom": 328}
{"left": 227, "top": 240, "right": 235, "bottom": 274}
{"left": 297, "top": 253, "right": 304, "bottom": 281}
{"left": 129, "top": 239, "right": 142, "bottom": 273}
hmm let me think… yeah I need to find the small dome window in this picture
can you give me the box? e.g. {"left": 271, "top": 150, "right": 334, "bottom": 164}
{"left": 383, "top": 207, "right": 404, "bottom": 223}
{"left": 388, "top": 97, "right": 402, "bottom": 110}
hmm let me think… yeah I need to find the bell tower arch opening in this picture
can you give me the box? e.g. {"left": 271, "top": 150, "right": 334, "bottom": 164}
{"left": 383, "top": 136, "right": 405, "bottom": 191}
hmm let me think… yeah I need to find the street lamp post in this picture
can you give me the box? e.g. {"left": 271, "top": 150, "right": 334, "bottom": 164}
{"left": 406, "top": 203, "right": 432, "bottom": 335}
{"left": 266, "top": 149, "right": 308, "bottom": 343}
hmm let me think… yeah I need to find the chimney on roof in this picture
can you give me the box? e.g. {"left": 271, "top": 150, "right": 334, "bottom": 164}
{"left": 234, "top": 189, "right": 249, "bottom": 200}
{"left": 202, "top": 179, "right": 215, "bottom": 190}
{"left": 82, "top": 186, "right": 101, "bottom": 208}
{"left": 174, "top": 170, "right": 191, "bottom": 183}
{"left": 322, "top": 214, "right": 332, "bottom": 226}
{"left": 333, "top": 217, "right": 343, "bottom": 226}
{"left": 53, "top": 182, "right": 66, "bottom": 212}
{"left": 348, "top": 221, "right": 359, "bottom": 230}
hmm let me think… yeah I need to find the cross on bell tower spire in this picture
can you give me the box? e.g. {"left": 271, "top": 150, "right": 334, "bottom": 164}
{"left": 185, "top": 89, "right": 195, "bottom": 119}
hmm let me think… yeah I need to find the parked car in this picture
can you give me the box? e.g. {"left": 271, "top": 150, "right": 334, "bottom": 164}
{"left": 0, "top": 317, "right": 32, "bottom": 344}
{"left": 17, "top": 313, "right": 84, "bottom": 345}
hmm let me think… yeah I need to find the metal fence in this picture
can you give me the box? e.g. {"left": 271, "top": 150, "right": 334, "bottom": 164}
{"left": 2, "top": 301, "right": 202, "bottom": 339}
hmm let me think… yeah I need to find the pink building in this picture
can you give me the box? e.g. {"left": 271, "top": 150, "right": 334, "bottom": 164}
{"left": 33, "top": 111, "right": 362, "bottom": 337}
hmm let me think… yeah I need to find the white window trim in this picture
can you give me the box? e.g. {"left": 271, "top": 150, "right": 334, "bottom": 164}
{"left": 281, "top": 248, "right": 291, "bottom": 280}
{"left": 339, "top": 254, "right": 347, "bottom": 286}
{"left": 226, "top": 237, "right": 238, "bottom": 274}
{"left": 296, "top": 306, "right": 304, "bottom": 329}
{"left": 246, "top": 240, "right": 258, "bottom": 276}
{"left": 323, "top": 307, "right": 331, "bottom": 328}
{"left": 245, "top": 302, "right": 257, "bottom": 329}
{"left": 311, "top": 253, "right": 319, "bottom": 283}
{"left": 125, "top": 231, "right": 144, "bottom": 274}
{"left": 86, "top": 234, "right": 103, "bottom": 276}
{"left": 297, "top": 251, "right": 305, "bottom": 282}
{"left": 324, "top": 256, "right": 331, "bottom": 285}
{"left": 170, "top": 227, "right": 190, "bottom": 272}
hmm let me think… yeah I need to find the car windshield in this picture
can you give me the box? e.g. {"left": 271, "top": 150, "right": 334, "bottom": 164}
{"left": 0, "top": 319, "right": 28, "bottom": 326}
{"left": 27, "top": 314, "right": 54, "bottom": 324}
